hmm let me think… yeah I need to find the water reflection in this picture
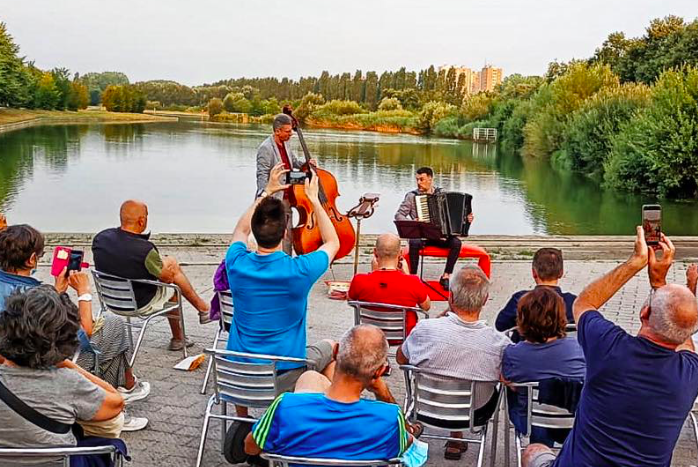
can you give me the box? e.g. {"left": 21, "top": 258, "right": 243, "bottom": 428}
{"left": 0, "top": 122, "right": 696, "bottom": 235}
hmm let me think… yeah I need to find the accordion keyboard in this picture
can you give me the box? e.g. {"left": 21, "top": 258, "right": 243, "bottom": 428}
{"left": 415, "top": 195, "right": 431, "bottom": 222}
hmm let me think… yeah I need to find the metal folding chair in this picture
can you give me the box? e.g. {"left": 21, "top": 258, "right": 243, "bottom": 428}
{"left": 262, "top": 453, "right": 402, "bottom": 467}
{"left": 0, "top": 445, "right": 125, "bottom": 466}
{"left": 200, "top": 290, "right": 234, "bottom": 394}
{"left": 195, "top": 348, "right": 309, "bottom": 467}
{"left": 506, "top": 382, "right": 576, "bottom": 467}
{"left": 91, "top": 270, "right": 187, "bottom": 366}
{"left": 347, "top": 301, "right": 428, "bottom": 356}
{"left": 401, "top": 365, "right": 499, "bottom": 467}
{"left": 687, "top": 398, "right": 698, "bottom": 464}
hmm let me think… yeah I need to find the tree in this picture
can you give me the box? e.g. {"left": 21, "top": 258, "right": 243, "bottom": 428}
{"left": 51, "top": 68, "right": 72, "bottom": 110}
{"left": 207, "top": 97, "right": 223, "bottom": 118}
{"left": 364, "top": 72, "right": 379, "bottom": 109}
{"left": 0, "top": 22, "right": 29, "bottom": 107}
{"left": 68, "top": 80, "right": 89, "bottom": 110}
{"left": 378, "top": 97, "right": 402, "bottom": 111}
{"left": 35, "top": 72, "right": 60, "bottom": 109}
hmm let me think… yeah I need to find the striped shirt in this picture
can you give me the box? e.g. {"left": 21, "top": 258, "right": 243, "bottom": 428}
{"left": 402, "top": 312, "right": 511, "bottom": 408}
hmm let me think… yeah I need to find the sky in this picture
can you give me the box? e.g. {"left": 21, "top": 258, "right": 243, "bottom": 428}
{"left": 1, "top": 0, "right": 696, "bottom": 86}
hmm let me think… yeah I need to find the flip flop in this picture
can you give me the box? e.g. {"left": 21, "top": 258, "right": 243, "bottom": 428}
{"left": 444, "top": 440, "right": 468, "bottom": 460}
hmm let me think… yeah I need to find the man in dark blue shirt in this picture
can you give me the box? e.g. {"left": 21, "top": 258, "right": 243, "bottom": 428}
{"left": 523, "top": 228, "right": 698, "bottom": 467}
{"left": 495, "top": 248, "right": 575, "bottom": 340}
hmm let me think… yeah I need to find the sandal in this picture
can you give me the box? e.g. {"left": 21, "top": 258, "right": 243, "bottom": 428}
{"left": 407, "top": 422, "right": 424, "bottom": 439}
{"left": 444, "top": 440, "right": 468, "bottom": 460}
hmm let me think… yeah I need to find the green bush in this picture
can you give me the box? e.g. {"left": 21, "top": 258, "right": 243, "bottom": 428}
{"left": 556, "top": 83, "right": 651, "bottom": 177}
{"left": 605, "top": 67, "right": 698, "bottom": 197}
{"left": 313, "top": 99, "right": 367, "bottom": 116}
{"left": 417, "top": 101, "right": 456, "bottom": 132}
{"left": 378, "top": 97, "right": 402, "bottom": 111}
{"left": 522, "top": 62, "right": 618, "bottom": 158}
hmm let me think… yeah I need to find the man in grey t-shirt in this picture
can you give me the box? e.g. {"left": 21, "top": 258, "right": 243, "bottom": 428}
{"left": 397, "top": 265, "right": 510, "bottom": 460}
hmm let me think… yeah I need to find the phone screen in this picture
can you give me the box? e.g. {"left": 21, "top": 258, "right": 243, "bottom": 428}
{"left": 67, "top": 250, "right": 84, "bottom": 272}
{"left": 642, "top": 205, "right": 661, "bottom": 245}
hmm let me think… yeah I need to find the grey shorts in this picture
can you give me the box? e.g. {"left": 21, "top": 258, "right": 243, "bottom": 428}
{"left": 276, "top": 340, "right": 334, "bottom": 394}
{"left": 528, "top": 451, "right": 557, "bottom": 467}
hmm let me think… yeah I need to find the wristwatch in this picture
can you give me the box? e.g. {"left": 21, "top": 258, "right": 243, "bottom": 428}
{"left": 77, "top": 293, "right": 93, "bottom": 303}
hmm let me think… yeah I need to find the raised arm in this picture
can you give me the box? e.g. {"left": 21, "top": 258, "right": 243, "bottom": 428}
{"left": 573, "top": 226, "right": 648, "bottom": 323}
{"left": 686, "top": 264, "right": 697, "bottom": 296}
{"left": 234, "top": 163, "right": 290, "bottom": 245}
{"left": 305, "top": 169, "right": 340, "bottom": 261}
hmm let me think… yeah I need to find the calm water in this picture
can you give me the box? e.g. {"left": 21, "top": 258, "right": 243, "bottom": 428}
{"left": 1, "top": 122, "right": 696, "bottom": 235}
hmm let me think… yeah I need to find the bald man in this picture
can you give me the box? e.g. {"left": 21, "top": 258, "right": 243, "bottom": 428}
{"left": 92, "top": 200, "right": 211, "bottom": 351}
{"left": 348, "top": 233, "right": 430, "bottom": 338}
{"left": 523, "top": 229, "right": 698, "bottom": 467}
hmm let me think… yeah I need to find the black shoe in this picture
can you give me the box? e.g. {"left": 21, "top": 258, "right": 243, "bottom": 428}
{"left": 224, "top": 421, "right": 253, "bottom": 464}
{"left": 439, "top": 277, "right": 449, "bottom": 291}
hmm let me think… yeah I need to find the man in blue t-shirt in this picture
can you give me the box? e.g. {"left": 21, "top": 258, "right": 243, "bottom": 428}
{"left": 226, "top": 163, "right": 341, "bottom": 419}
{"left": 244, "top": 324, "right": 415, "bottom": 463}
{"left": 495, "top": 248, "right": 576, "bottom": 341}
{"left": 523, "top": 228, "right": 698, "bottom": 467}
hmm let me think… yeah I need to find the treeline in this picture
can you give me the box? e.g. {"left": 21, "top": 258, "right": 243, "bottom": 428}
{"left": 134, "top": 66, "right": 468, "bottom": 114}
{"left": 0, "top": 23, "right": 89, "bottom": 111}
{"left": 102, "top": 85, "right": 147, "bottom": 113}
{"left": 438, "top": 16, "right": 698, "bottom": 198}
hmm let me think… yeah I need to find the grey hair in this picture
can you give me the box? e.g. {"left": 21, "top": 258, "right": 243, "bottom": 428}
{"left": 273, "top": 114, "right": 293, "bottom": 131}
{"left": 336, "top": 324, "right": 388, "bottom": 383}
{"left": 647, "top": 285, "right": 698, "bottom": 345}
{"left": 449, "top": 265, "right": 490, "bottom": 313}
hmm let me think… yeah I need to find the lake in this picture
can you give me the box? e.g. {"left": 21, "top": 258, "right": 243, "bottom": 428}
{"left": 0, "top": 121, "right": 696, "bottom": 235}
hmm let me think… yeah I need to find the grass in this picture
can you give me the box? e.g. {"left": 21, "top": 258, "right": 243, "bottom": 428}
{"left": 0, "top": 108, "right": 173, "bottom": 126}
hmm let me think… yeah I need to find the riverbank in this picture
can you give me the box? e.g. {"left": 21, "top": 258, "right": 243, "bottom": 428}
{"left": 40, "top": 233, "right": 698, "bottom": 262}
{"left": 0, "top": 108, "right": 176, "bottom": 135}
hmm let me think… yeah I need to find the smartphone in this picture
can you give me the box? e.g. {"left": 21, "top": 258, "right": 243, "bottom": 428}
{"left": 286, "top": 170, "right": 308, "bottom": 185}
{"left": 67, "top": 250, "right": 85, "bottom": 273}
{"left": 642, "top": 204, "right": 662, "bottom": 246}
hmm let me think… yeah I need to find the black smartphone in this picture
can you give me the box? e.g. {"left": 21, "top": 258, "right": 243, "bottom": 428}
{"left": 286, "top": 170, "right": 308, "bottom": 185}
{"left": 642, "top": 204, "right": 661, "bottom": 246}
{"left": 67, "top": 250, "right": 84, "bottom": 274}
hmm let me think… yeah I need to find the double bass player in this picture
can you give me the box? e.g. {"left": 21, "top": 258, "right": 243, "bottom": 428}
{"left": 255, "top": 113, "right": 307, "bottom": 254}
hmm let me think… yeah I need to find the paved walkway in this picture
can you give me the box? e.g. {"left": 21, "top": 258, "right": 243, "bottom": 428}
{"left": 36, "top": 246, "right": 698, "bottom": 467}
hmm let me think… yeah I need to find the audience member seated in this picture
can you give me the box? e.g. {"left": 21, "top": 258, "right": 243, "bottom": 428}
{"left": 0, "top": 225, "right": 150, "bottom": 431}
{"left": 496, "top": 248, "right": 576, "bottom": 341}
{"left": 244, "top": 324, "right": 417, "bottom": 463}
{"left": 396, "top": 265, "right": 511, "bottom": 460}
{"left": 0, "top": 287, "right": 126, "bottom": 460}
{"left": 502, "top": 287, "right": 585, "bottom": 447}
{"left": 348, "top": 233, "right": 430, "bottom": 338}
{"left": 92, "top": 200, "right": 211, "bottom": 352}
{"left": 523, "top": 229, "right": 698, "bottom": 467}
{"left": 226, "top": 163, "right": 339, "bottom": 419}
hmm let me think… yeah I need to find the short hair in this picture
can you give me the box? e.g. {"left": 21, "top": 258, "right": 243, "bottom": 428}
{"left": 517, "top": 287, "right": 567, "bottom": 344}
{"left": 449, "top": 265, "right": 490, "bottom": 312}
{"left": 647, "top": 285, "right": 698, "bottom": 345}
{"left": 0, "top": 224, "right": 45, "bottom": 271}
{"left": 273, "top": 114, "right": 293, "bottom": 131}
{"left": 0, "top": 286, "right": 80, "bottom": 369}
{"left": 532, "top": 248, "right": 564, "bottom": 281}
{"left": 251, "top": 197, "right": 288, "bottom": 249}
{"left": 416, "top": 167, "right": 433, "bottom": 178}
{"left": 336, "top": 324, "right": 388, "bottom": 384}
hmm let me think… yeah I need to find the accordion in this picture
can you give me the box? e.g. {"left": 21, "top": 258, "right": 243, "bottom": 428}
{"left": 416, "top": 192, "right": 473, "bottom": 238}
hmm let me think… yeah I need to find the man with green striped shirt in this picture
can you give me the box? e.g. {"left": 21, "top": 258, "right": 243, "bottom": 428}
{"left": 244, "top": 325, "right": 413, "bottom": 461}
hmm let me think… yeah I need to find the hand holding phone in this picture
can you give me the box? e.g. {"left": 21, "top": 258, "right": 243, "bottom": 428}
{"left": 642, "top": 204, "right": 661, "bottom": 246}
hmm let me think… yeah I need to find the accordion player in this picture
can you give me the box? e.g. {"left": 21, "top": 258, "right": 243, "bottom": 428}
{"left": 394, "top": 167, "right": 475, "bottom": 290}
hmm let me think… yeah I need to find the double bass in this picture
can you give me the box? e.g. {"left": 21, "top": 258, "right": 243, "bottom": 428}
{"left": 282, "top": 106, "right": 356, "bottom": 261}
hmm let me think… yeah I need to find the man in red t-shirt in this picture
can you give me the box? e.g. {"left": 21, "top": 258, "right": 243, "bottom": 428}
{"left": 348, "top": 233, "right": 430, "bottom": 338}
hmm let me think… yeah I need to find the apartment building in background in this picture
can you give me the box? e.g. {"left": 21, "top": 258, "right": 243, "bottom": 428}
{"left": 439, "top": 64, "right": 504, "bottom": 95}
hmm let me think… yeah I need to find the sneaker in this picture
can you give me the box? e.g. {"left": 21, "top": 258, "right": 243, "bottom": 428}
{"left": 122, "top": 412, "right": 149, "bottom": 432}
{"left": 118, "top": 380, "right": 151, "bottom": 405}
{"left": 168, "top": 337, "right": 195, "bottom": 351}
